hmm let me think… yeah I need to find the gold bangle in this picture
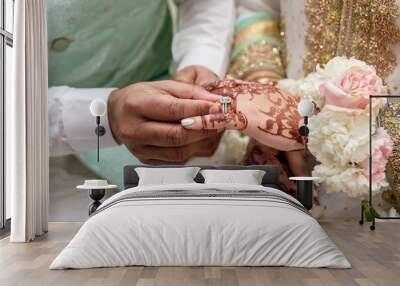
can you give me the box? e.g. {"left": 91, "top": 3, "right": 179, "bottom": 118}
{"left": 229, "top": 17, "right": 285, "bottom": 83}
{"left": 228, "top": 42, "right": 285, "bottom": 83}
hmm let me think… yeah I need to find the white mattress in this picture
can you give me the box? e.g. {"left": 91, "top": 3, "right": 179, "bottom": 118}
{"left": 50, "top": 183, "right": 350, "bottom": 269}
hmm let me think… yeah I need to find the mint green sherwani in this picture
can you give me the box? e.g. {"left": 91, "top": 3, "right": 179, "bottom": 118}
{"left": 47, "top": 0, "right": 173, "bottom": 187}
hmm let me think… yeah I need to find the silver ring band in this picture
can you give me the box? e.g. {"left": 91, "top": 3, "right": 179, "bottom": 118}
{"left": 220, "top": 96, "right": 232, "bottom": 114}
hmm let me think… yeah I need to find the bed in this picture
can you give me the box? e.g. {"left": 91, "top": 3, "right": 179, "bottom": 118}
{"left": 50, "top": 165, "right": 350, "bottom": 269}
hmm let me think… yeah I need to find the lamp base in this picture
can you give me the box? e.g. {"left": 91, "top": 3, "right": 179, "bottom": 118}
{"left": 88, "top": 189, "right": 105, "bottom": 215}
{"left": 289, "top": 177, "right": 318, "bottom": 210}
{"left": 296, "top": 180, "right": 313, "bottom": 210}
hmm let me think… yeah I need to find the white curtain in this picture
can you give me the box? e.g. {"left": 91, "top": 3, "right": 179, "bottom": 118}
{"left": 8, "top": 0, "right": 49, "bottom": 242}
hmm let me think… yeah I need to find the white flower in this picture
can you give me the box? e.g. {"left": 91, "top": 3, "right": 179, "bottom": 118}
{"left": 278, "top": 57, "right": 379, "bottom": 110}
{"left": 222, "top": 130, "right": 249, "bottom": 163}
{"left": 312, "top": 164, "right": 388, "bottom": 198}
{"left": 286, "top": 56, "right": 391, "bottom": 198}
{"left": 308, "top": 105, "right": 371, "bottom": 166}
{"left": 278, "top": 74, "right": 325, "bottom": 108}
{"left": 315, "top": 56, "right": 370, "bottom": 81}
{"left": 277, "top": 79, "right": 301, "bottom": 97}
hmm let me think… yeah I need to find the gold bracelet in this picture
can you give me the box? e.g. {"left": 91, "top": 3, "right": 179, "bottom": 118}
{"left": 229, "top": 18, "right": 285, "bottom": 83}
{"left": 228, "top": 42, "right": 284, "bottom": 83}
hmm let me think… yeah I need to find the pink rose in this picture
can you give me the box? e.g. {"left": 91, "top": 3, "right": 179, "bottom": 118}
{"left": 358, "top": 128, "right": 393, "bottom": 183}
{"left": 319, "top": 66, "right": 386, "bottom": 109}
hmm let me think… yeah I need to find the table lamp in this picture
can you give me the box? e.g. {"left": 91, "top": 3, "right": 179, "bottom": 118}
{"left": 90, "top": 99, "right": 106, "bottom": 162}
{"left": 290, "top": 98, "right": 318, "bottom": 210}
{"left": 297, "top": 98, "right": 314, "bottom": 146}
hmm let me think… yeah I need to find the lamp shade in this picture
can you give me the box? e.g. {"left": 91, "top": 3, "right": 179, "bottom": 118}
{"left": 298, "top": 98, "right": 314, "bottom": 117}
{"left": 90, "top": 99, "right": 107, "bottom": 117}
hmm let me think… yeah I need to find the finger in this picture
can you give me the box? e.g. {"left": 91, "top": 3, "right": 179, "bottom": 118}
{"left": 209, "top": 103, "right": 221, "bottom": 114}
{"left": 141, "top": 95, "right": 215, "bottom": 121}
{"left": 195, "top": 70, "right": 219, "bottom": 86}
{"left": 126, "top": 121, "right": 218, "bottom": 147}
{"left": 173, "top": 69, "right": 197, "bottom": 84}
{"left": 150, "top": 80, "right": 220, "bottom": 102}
{"left": 181, "top": 113, "right": 229, "bottom": 130}
{"left": 208, "top": 104, "right": 225, "bottom": 131}
{"left": 133, "top": 137, "right": 220, "bottom": 163}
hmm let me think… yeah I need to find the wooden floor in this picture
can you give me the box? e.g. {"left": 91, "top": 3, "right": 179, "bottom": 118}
{"left": 0, "top": 221, "right": 399, "bottom": 286}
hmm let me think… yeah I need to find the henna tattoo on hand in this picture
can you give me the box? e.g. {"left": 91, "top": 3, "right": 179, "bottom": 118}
{"left": 201, "top": 115, "right": 208, "bottom": 129}
{"left": 204, "top": 79, "right": 275, "bottom": 101}
{"left": 205, "top": 113, "right": 225, "bottom": 129}
{"left": 256, "top": 88, "right": 303, "bottom": 144}
{"left": 204, "top": 80, "right": 259, "bottom": 130}
{"left": 236, "top": 111, "right": 248, "bottom": 131}
{"left": 203, "top": 79, "right": 303, "bottom": 145}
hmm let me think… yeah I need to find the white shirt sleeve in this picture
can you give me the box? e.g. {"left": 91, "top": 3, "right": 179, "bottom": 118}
{"left": 171, "top": 0, "right": 235, "bottom": 78}
{"left": 49, "top": 86, "right": 118, "bottom": 157}
{"left": 236, "top": 0, "right": 280, "bottom": 20}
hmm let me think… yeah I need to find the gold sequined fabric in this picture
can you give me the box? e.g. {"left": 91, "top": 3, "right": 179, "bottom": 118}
{"left": 304, "top": 0, "right": 400, "bottom": 79}
{"left": 378, "top": 99, "right": 400, "bottom": 212}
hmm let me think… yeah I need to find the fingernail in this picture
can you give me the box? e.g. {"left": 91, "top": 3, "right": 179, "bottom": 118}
{"left": 181, "top": 118, "right": 195, "bottom": 126}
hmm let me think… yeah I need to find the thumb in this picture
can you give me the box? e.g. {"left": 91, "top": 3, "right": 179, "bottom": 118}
{"left": 173, "top": 68, "right": 196, "bottom": 84}
{"left": 195, "top": 69, "right": 218, "bottom": 86}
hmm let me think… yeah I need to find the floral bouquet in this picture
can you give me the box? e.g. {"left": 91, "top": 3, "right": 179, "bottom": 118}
{"left": 278, "top": 57, "right": 393, "bottom": 198}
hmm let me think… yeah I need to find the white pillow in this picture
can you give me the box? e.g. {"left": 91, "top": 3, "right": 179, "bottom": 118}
{"left": 200, "top": 169, "right": 266, "bottom": 185}
{"left": 135, "top": 167, "right": 200, "bottom": 186}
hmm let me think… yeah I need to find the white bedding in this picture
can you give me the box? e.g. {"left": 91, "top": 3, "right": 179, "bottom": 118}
{"left": 50, "top": 183, "right": 350, "bottom": 269}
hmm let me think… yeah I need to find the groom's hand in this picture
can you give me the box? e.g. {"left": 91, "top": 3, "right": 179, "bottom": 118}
{"left": 108, "top": 80, "right": 221, "bottom": 164}
{"left": 174, "top": 65, "right": 218, "bottom": 86}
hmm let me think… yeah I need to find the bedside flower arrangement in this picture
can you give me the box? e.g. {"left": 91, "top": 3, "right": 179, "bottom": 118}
{"left": 278, "top": 57, "right": 393, "bottom": 198}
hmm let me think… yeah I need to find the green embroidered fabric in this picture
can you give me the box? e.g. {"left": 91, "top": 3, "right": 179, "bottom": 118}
{"left": 47, "top": 0, "right": 173, "bottom": 187}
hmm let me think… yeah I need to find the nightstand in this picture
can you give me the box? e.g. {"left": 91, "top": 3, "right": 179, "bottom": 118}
{"left": 77, "top": 180, "right": 118, "bottom": 215}
{"left": 289, "top": 177, "right": 319, "bottom": 210}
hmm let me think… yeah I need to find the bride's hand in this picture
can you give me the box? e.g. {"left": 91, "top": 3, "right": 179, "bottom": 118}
{"left": 181, "top": 80, "right": 305, "bottom": 151}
